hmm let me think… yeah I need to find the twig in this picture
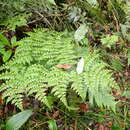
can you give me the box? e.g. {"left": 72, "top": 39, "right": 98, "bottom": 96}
{"left": 28, "top": 12, "right": 66, "bottom": 24}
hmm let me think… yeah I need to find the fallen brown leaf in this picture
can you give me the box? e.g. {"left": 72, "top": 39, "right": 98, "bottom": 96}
{"left": 52, "top": 110, "right": 60, "bottom": 119}
{"left": 79, "top": 103, "right": 89, "bottom": 112}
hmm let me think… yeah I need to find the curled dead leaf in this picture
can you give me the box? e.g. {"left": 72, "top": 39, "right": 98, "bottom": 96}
{"left": 56, "top": 64, "right": 72, "bottom": 69}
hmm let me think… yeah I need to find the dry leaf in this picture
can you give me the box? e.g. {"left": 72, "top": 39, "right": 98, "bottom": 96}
{"left": 52, "top": 110, "right": 60, "bottom": 119}
{"left": 56, "top": 64, "right": 72, "bottom": 69}
{"left": 79, "top": 103, "right": 89, "bottom": 112}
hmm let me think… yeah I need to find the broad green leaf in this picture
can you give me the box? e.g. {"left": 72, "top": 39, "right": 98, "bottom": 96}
{"left": 86, "top": 0, "right": 97, "bottom": 5}
{"left": 0, "top": 33, "right": 10, "bottom": 46}
{"left": 74, "top": 24, "right": 88, "bottom": 41}
{"left": 6, "top": 110, "right": 33, "bottom": 130}
{"left": 3, "top": 50, "right": 12, "bottom": 62}
{"left": 48, "top": 120, "right": 57, "bottom": 130}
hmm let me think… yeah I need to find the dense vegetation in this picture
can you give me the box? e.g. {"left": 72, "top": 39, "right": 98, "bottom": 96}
{"left": 0, "top": 0, "right": 129, "bottom": 129}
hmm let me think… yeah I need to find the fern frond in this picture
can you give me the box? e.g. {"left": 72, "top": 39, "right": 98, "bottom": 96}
{"left": 50, "top": 68, "right": 71, "bottom": 107}
{"left": 71, "top": 52, "right": 118, "bottom": 111}
{"left": 71, "top": 72, "right": 87, "bottom": 101}
{"left": 0, "top": 29, "right": 119, "bottom": 111}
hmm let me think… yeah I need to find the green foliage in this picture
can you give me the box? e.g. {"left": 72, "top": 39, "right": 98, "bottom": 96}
{"left": 0, "top": 0, "right": 27, "bottom": 30}
{"left": 111, "top": 58, "right": 124, "bottom": 72}
{"left": 72, "top": 52, "right": 118, "bottom": 111}
{"left": 0, "top": 0, "right": 62, "bottom": 30}
{"left": 1, "top": 14, "right": 28, "bottom": 31}
{"left": 101, "top": 35, "right": 118, "bottom": 48}
{"left": 48, "top": 120, "right": 58, "bottom": 130}
{"left": 25, "top": 0, "right": 56, "bottom": 12}
{"left": 0, "top": 0, "right": 25, "bottom": 20}
{"left": 123, "top": 90, "right": 130, "bottom": 99}
{"left": 0, "top": 0, "right": 129, "bottom": 129}
{"left": 0, "top": 29, "right": 118, "bottom": 111}
{"left": 6, "top": 109, "right": 33, "bottom": 130}
{"left": 0, "top": 33, "right": 18, "bottom": 62}
{"left": 0, "top": 0, "right": 126, "bottom": 32}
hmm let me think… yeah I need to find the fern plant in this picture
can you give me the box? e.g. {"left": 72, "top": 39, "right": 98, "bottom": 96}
{"left": 0, "top": 28, "right": 118, "bottom": 111}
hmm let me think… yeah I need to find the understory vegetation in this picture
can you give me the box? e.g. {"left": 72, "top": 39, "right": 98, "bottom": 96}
{"left": 0, "top": 0, "right": 130, "bottom": 129}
